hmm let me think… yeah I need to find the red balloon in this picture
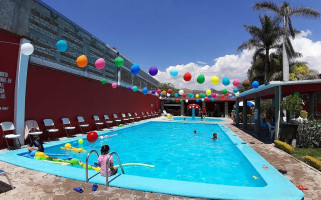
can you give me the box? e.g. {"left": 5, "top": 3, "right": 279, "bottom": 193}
{"left": 168, "top": 89, "right": 172, "bottom": 94}
{"left": 183, "top": 72, "right": 192, "bottom": 81}
{"left": 221, "top": 94, "right": 225, "bottom": 98}
{"left": 87, "top": 131, "right": 98, "bottom": 143}
{"left": 175, "top": 98, "right": 179, "bottom": 102}
{"left": 205, "top": 97, "right": 208, "bottom": 101}
{"left": 182, "top": 94, "right": 186, "bottom": 97}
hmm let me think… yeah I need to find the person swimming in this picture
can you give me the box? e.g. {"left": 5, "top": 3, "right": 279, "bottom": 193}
{"left": 210, "top": 133, "right": 220, "bottom": 140}
{"left": 193, "top": 130, "right": 197, "bottom": 134}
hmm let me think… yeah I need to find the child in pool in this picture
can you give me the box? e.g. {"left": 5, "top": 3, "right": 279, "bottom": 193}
{"left": 210, "top": 133, "right": 220, "bottom": 140}
{"left": 28, "top": 136, "right": 44, "bottom": 152}
{"left": 98, "top": 145, "right": 118, "bottom": 177}
{"left": 193, "top": 130, "right": 197, "bottom": 134}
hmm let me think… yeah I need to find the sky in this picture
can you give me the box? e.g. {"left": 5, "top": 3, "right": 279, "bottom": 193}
{"left": 42, "top": 0, "right": 321, "bottom": 91}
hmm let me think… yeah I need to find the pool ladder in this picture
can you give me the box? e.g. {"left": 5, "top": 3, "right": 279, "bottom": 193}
{"left": 85, "top": 150, "right": 125, "bottom": 186}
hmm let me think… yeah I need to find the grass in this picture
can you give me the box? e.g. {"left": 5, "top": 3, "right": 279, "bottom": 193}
{"left": 293, "top": 148, "right": 321, "bottom": 161}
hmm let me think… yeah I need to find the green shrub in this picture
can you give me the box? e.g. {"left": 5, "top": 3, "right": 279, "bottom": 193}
{"left": 297, "top": 120, "right": 321, "bottom": 148}
{"left": 274, "top": 140, "right": 294, "bottom": 154}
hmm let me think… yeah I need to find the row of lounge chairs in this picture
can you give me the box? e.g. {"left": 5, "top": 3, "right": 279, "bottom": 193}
{"left": 0, "top": 111, "right": 160, "bottom": 150}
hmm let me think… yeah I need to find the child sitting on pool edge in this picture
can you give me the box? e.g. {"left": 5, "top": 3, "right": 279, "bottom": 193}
{"left": 98, "top": 145, "right": 118, "bottom": 177}
{"left": 210, "top": 133, "right": 220, "bottom": 140}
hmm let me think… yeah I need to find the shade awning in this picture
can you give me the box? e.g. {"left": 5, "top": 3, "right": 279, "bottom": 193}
{"left": 187, "top": 104, "right": 201, "bottom": 109}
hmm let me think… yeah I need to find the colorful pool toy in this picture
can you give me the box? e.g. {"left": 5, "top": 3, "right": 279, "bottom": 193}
{"left": 61, "top": 143, "right": 87, "bottom": 153}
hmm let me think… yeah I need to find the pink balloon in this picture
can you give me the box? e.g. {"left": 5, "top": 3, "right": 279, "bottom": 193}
{"left": 156, "top": 89, "right": 161, "bottom": 94}
{"left": 95, "top": 58, "right": 105, "bottom": 69}
{"left": 112, "top": 83, "right": 117, "bottom": 88}
{"left": 233, "top": 79, "right": 240, "bottom": 87}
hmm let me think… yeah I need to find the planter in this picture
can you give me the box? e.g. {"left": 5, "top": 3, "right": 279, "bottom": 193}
{"left": 280, "top": 123, "right": 299, "bottom": 144}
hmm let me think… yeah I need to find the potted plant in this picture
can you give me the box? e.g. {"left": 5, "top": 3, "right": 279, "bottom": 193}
{"left": 280, "top": 95, "right": 303, "bottom": 143}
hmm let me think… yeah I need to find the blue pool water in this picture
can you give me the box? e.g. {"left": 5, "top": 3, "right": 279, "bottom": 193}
{"left": 173, "top": 116, "right": 223, "bottom": 122}
{"left": 0, "top": 120, "right": 304, "bottom": 199}
{"left": 36, "top": 122, "right": 262, "bottom": 186}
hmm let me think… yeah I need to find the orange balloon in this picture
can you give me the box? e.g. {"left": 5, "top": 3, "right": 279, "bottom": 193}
{"left": 76, "top": 55, "right": 88, "bottom": 68}
{"left": 162, "top": 90, "right": 166, "bottom": 95}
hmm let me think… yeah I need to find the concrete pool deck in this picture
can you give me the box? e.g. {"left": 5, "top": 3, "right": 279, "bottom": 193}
{"left": 0, "top": 117, "right": 321, "bottom": 200}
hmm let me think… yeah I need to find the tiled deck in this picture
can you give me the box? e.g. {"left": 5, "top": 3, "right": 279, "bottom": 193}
{"left": 0, "top": 118, "right": 321, "bottom": 200}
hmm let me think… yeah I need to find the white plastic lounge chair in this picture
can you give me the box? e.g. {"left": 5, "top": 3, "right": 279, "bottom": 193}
{"left": 0, "top": 122, "right": 22, "bottom": 150}
{"left": 163, "top": 110, "right": 167, "bottom": 116}
{"left": 103, "top": 115, "right": 114, "bottom": 128}
{"left": 77, "top": 116, "right": 89, "bottom": 134}
{"left": 267, "top": 122, "right": 275, "bottom": 140}
{"left": 141, "top": 112, "right": 147, "bottom": 119}
{"left": 134, "top": 112, "right": 141, "bottom": 120}
{"left": 146, "top": 112, "right": 152, "bottom": 118}
{"left": 121, "top": 113, "right": 130, "bottom": 123}
{"left": 0, "top": 169, "right": 14, "bottom": 189}
{"left": 93, "top": 115, "right": 104, "bottom": 130}
{"left": 128, "top": 113, "right": 135, "bottom": 122}
{"left": 25, "top": 120, "right": 43, "bottom": 143}
{"left": 113, "top": 114, "right": 122, "bottom": 125}
{"left": 43, "top": 119, "right": 59, "bottom": 141}
{"left": 61, "top": 118, "right": 76, "bottom": 137}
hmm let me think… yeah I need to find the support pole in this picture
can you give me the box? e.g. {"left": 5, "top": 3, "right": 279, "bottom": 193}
{"left": 235, "top": 100, "right": 239, "bottom": 125}
{"left": 274, "top": 86, "right": 282, "bottom": 140}
{"left": 254, "top": 96, "right": 260, "bottom": 135}
{"left": 242, "top": 99, "right": 247, "bottom": 129}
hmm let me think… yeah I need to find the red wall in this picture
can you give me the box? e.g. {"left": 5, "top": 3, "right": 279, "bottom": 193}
{"left": 0, "top": 30, "right": 20, "bottom": 123}
{"left": 25, "top": 65, "right": 160, "bottom": 138}
{"left": 0, "top": 30, "right": 20, "bottom": 148}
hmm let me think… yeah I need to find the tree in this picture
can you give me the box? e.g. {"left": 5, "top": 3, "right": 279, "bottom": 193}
{"left": 238, "top": 15, "right": 282, "bottom": 85}
{"left": 158, "top": 82, "right": 178, "bottom": 96}
{"left": 254, "top": 1, "right": 320, "bottom": 82}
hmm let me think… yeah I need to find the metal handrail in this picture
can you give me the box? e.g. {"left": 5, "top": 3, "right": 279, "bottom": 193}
{"left": 85, "top": 150, "right": 100, "bottom": 182}
{"left": 106, "top": 152, "right": 125, "bottom": 186}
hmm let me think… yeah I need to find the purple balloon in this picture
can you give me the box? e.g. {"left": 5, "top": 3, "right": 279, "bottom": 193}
{"left": 127, "top": 86, "right": 132, "bottom": 91}
{"left": 228, "top": 94, "right": 233, "bottom": 98}
{"left": 149, "top": 66, "right": 158, "bottom": 76}
{"left": 152, "top": 90, "right": 156, "bottom": 94}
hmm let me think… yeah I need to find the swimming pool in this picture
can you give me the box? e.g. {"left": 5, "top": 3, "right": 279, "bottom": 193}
{"left": 172, "top": 116, "right": 223, "bottom": 122}
{"left": 0, "top": 121, "right": 303, "bottom": 200}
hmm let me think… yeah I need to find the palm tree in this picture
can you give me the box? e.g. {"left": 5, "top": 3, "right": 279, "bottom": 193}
{"left": 254, "top": 1, "right": 320, "bottom": 82}
{"left": 238, "top": 15, "right": 282, "bottom": 85}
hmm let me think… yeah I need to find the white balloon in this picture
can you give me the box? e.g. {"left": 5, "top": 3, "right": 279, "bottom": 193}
{"left": 185, "top": 99, "right": 188, "bottom": 103}
{"left": 235, "top": 92, "right": 240, "bottom": 97}
{"left": 178, "top": 89, "right": 184, "bottom": 95}
{"left": 167, "top": 93, "right": 170, "bottom": 97}
{"left": 21, "top": 43, "right": 34, "bottom": 55}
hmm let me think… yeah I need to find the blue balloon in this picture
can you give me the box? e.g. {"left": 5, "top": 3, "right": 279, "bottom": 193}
{"left": 201, "top": 98, "right": 204, "bottom": 102}
{"left": 189, "top": 93, "right": 194, "bottom": 98}
{"left": 233, "top": 88, "right": 239, "bottom": 93}
{"left": 167, "top": 98, "right": 170, "bottom": 101}
{"left": 222, "top": 77, "right": 230, "bottom": 86}
{"left": 56, "top": 40, "right": 68, "bottom": 52}
{"left": 174, "top": 93, "right": 178, "bottom": 97}
{"left": 142, "top": 87, "right": 148, "bottom": 94}
{"left": 170, "top": 68, "right": 178, "bottom": 77}
{"left": 207, "top": 95, "right": 212, "bottom": 98}
{"left": 196, "top": 99, "right": 199, "bottom": 103}
{"left": 211, "top": 98, "right": 215, "bottom": 102}
{"left": 131, "top": 64, "right": 140, "bottom": 75}
{"left": 252, "top": 81, "right": 259, "bottom": 88}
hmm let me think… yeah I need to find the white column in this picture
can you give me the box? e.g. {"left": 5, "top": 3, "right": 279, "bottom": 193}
{"left": 14, "top": 38, "right": 30, "bottom": 145}
{"left": 224, "top": 101, "right": 228, "bottom": 118}
{"left": 117, "top": 68, "right": 121, "bottom": 86}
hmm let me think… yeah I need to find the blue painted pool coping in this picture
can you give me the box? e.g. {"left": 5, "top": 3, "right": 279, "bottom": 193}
{"left": 0, "top": 120, "right": 304, "bottom": 200}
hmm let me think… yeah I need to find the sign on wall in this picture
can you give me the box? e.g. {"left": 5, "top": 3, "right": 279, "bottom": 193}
{"left": 0, "top": 71, "right": 13, "bottom": 111}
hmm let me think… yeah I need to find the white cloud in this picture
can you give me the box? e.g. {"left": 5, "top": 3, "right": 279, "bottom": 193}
{"left": 154, "top": 30, "right": 321, "bottom": 92}
{"left": 196, "top": 61, "right": 207, "bottom": 65}
{"left": 291, "top": 30, "right": 321, "bottom": 73}
{"left": 154, "top": 49, "right": 254, "bottom": 91}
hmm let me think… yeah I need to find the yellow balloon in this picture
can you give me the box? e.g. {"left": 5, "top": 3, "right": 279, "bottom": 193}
{"left": 211, "top": 76, "right": 220, "bottom": 85}
{"left": 167, "top": 114, "right": 171, "bottom": 119}
{"left": 206, "top": 89, "right": 211, "bottom": 96}
{"left": 195, "top": 94, "right": 199, "bottom": 98}
{"left": 35, "top": 152, "right": 48, "bottom": 158}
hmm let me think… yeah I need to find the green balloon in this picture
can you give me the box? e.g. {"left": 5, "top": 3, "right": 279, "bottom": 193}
{"left": 222, "top": 89, "right": 227, "bottom": 95}
{"left": 200, "top": 93, "right": 205, "bottom": 98}
{"left": 114, "top": 57, "right": 124, "bottom": 67}
{"left": 197, "top": 74, "right": 205, "bottom": 84}
{"left": 180, "top": 99, "right": 183, "bottom": 103}
{"left": 101, "top": 78, "right": 107, "bottom": 84}
{"left": 172, "top": 98, "right": 175, "bottom": 102}
{"left": 294, "top": 92, "right": 300, "bottom": 97}
{"left": 119, "top": 124, "right": 123, "bottom": 127}
{"left": 132, "top": 86, "right": 138, "bottom": 92}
